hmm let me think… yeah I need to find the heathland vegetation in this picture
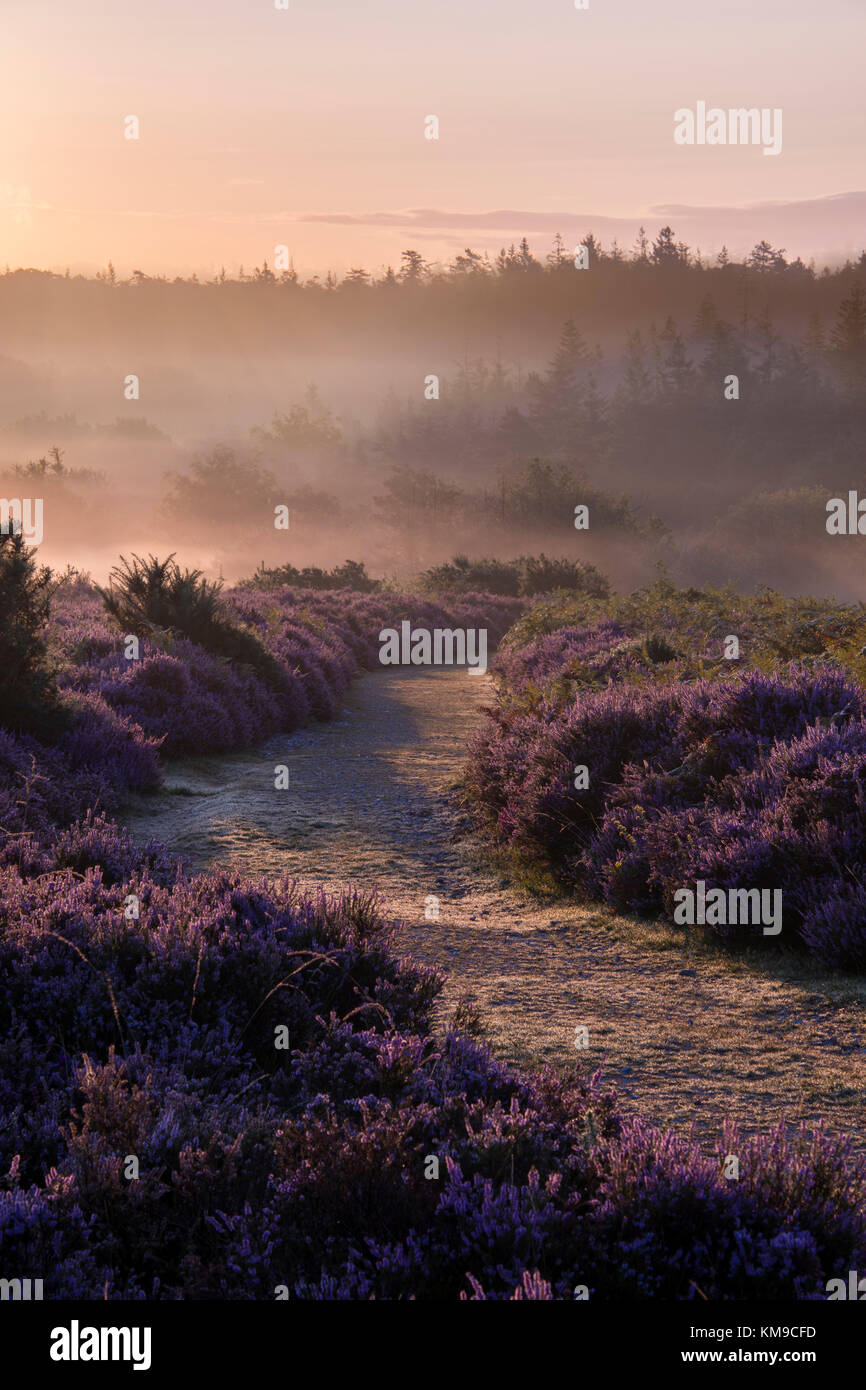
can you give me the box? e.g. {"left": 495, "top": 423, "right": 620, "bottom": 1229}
{"left": 466, "top": 577, "right": 866, "bottom": 968}
{"left": 2, "top": 549, "right": 866, "bottom": 1297}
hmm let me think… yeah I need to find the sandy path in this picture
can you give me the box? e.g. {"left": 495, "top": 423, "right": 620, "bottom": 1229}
{"left": 121, "top": 667, "right": 866, "bottom": 1152}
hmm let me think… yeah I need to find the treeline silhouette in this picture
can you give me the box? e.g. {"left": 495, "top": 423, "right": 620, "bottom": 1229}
{"left": 2, "top": 229, "right": 865, "bottom": 355}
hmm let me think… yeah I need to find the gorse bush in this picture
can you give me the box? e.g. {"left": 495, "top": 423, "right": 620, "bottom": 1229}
{"left": 97, "top": 553, "right": 284, "bottom": 685}
{"left": 98, "top": 552, "right": 222, "bottom": 636}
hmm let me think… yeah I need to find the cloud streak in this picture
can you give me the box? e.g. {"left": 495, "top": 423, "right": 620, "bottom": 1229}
{"left": 294, "top": 193, "right": 866, "bottom": 258}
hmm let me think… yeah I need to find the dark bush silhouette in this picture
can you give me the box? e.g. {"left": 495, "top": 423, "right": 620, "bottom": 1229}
{"left": 243, "top": 558, "right": 380, "bottom": 592}
{"left": 644, "top": 632, "right": 679, "bottom": 663}
{"left": 521, "top": 554, "right": 611, "bottom": 597}
{"left": 0, "top": 525, "right": 61, "bottom": 735}
{"left": 419, "top": 553, "right": 610, "bottom": 598}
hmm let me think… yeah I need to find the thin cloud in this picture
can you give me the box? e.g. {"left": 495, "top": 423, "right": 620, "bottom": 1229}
{"left": 296, "top": 192, "right": 866, "bottom": 233}
{"left": 293, "top": 194, "right": 866, "bottom": 258}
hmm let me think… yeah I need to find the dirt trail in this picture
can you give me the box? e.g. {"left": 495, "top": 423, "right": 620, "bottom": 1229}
{"left": 121, "top": 667, "right": 866, "bottom": 1152}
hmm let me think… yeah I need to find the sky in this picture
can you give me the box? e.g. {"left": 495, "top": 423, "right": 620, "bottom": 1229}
{"left": 1, "top": 0, "right": 863, "bottom": 277}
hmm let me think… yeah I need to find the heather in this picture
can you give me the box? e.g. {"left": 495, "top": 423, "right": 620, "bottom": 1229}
{"left": 0, "top": 565, "right": 521, "bottom": 834}
{"left": 2, "top": 838, "right": 864, "bottom": 1300}
{"left": 0, "top": 567, "right": 520, "bottom": 855}
{"left": 494, "top": 577, "right": 866, "bottom": 705}
{"left": 466, "top": 579, "right": 866, "bottom": 967}
{"left": 50, "top": 573, "right": 523, "bottom": 757}
{"left": 3, "top": 566, "right": 866, "bottom": 1298}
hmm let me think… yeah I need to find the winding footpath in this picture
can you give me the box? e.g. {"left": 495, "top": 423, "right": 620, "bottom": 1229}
{"left": 121, "top": 667, "right": 866, "bottom": 1152}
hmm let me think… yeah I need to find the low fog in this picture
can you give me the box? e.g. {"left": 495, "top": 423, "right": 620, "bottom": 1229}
{"left": 1, "top": 234, "right": 864, "bottom": 596}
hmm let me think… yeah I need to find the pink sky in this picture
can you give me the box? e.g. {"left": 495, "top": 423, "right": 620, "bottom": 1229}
{"left": 1, "top": 0, "right": 864, "bottom": 276}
